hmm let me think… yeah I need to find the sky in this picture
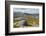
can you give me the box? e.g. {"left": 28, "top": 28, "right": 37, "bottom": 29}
{"left": 13, "top": 8, "right": 39, "bottom": 14}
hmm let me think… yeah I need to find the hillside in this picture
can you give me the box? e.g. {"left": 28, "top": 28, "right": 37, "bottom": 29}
{"left": 13, "top": 12, "right": 39, "bottom": 28}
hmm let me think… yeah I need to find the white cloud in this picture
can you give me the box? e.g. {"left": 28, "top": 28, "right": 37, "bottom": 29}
{"left": 13, "top": 8, "right": 39, "bottom": 14}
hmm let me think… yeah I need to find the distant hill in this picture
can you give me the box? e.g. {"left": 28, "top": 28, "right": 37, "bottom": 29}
{"left": 13, "top": 12, "right": 39, "bottom": 18}
{"left": 13, "top": 12, "right": 24, "bottom": 17}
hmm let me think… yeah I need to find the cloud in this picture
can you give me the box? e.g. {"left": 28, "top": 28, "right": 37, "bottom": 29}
{"left": 13, "top": 8, "right": 39, "bottom": 14}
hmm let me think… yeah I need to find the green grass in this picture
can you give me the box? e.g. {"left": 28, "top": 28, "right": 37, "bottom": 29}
{"left": 13, "top": 16, "right": 39, "bottom": 28}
